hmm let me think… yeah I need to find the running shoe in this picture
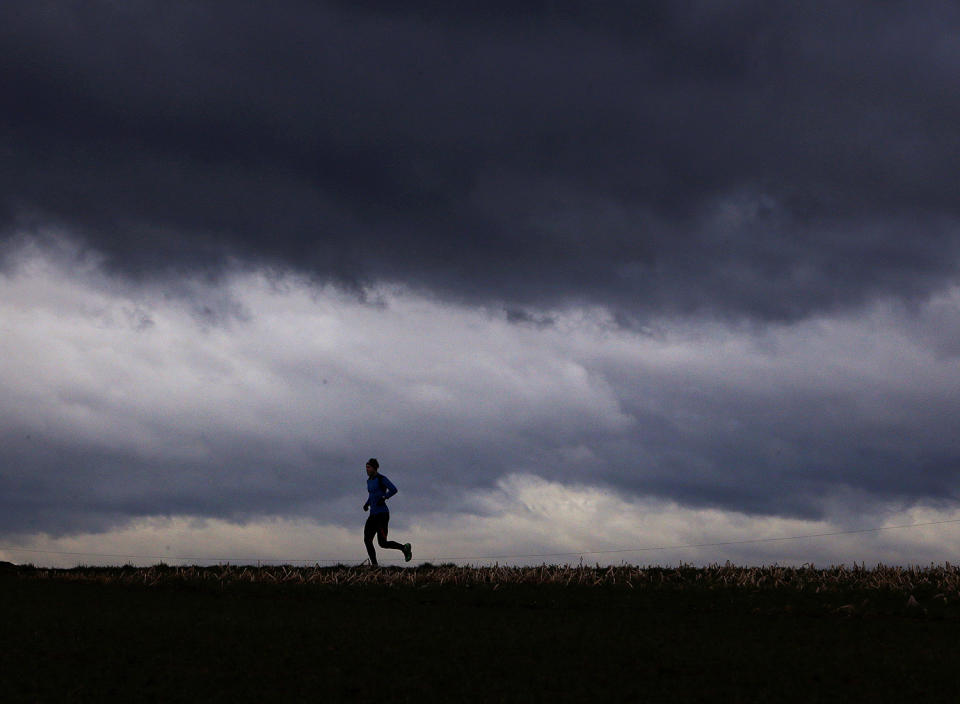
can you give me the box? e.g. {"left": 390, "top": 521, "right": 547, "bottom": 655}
{"left": 403, "top": 543, "right": 412, "bottom": 562}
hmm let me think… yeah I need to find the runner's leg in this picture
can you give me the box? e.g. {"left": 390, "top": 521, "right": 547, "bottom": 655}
{"left": 363, "top": 515, "right": 379, "bottom": 565}
{"left": 375, "top": 514, "right": 406, "bottom": 552}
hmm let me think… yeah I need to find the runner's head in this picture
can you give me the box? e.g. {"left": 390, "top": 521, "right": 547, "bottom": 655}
{"left": 365, "top": 458, "right": 379, "bottom": 477}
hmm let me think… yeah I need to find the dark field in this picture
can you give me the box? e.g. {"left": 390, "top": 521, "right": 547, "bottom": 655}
{"left": 3, "top": 563, "right": 960, "bottom": 702}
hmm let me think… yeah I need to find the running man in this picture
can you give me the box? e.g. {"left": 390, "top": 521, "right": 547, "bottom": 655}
{"left": 362, "top": 458, "right": 412, "bottom": 566}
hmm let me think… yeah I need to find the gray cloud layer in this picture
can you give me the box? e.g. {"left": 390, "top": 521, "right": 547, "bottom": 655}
{"left": 3, "top": 245, "right": 960, "bottom": 539}
{"left": 4, "top": 1, "right": 960, "bottom": 320}
{"left": 5, "top": 3, "right": 960, "bottom": 563}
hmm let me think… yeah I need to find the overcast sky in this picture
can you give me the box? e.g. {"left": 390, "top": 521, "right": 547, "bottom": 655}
{"left": 3, "top": 1, "right": 960, "bottom": 567}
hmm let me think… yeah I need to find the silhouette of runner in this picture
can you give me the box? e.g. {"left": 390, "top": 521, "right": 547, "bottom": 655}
{"left": 362, "top": 458, "right": 412, "bottom": 566}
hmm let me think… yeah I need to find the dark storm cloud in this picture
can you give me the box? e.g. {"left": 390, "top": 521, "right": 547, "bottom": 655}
{"left": 4, "top": 251, "right": 960, "bottom": 552}
{"left": 4, "top": 1, "right": 960, "bottom": 319}
{"left": 0, "top": 429, "right": 354, "bottom": 536}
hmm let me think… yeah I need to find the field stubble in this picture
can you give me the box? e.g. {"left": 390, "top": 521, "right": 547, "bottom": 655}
{"left": 4, "top": 562, "right": 960, "bottom": 702}
{"left": 15, "top": 561, "right": 960, "bottom": 608}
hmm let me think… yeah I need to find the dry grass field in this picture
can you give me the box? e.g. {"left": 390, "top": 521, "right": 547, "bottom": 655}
{"left": 20, "top": 560, "right": 960, "bottom": 593}
{"left": 4, "top": 562, "right": 960, "bottom": 702}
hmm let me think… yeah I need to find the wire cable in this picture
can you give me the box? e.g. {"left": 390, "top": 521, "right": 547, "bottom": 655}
{"left": 3, "top": 516, "right": 960, "bottom": 565}
{"left": 404, "top": 516, "right": 960, "bottom": 563}
{"left": 0, "top": 545, "right": 345, "bottom": 564}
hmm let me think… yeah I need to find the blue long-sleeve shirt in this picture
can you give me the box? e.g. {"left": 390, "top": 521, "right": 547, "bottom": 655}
{"left": 364, "top": 473, "right": 397, "bottom": 516}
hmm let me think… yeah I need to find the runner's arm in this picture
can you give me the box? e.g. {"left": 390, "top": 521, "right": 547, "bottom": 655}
{"left": 381, "top": 475, "right": 398, "bottom": 501}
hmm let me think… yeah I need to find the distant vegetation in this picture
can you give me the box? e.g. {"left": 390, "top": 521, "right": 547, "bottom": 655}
{"left": 15, "top": 560, "right": 960, "bottom": 593}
